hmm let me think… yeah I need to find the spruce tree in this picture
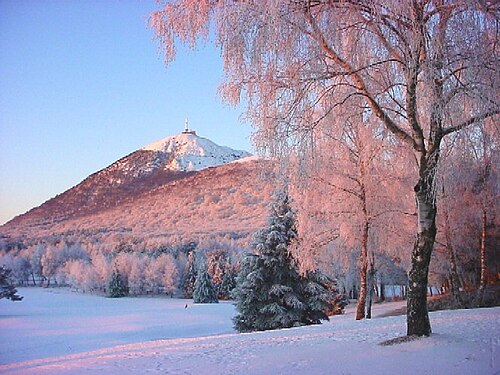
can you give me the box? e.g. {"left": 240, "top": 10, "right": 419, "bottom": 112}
{"left": 107, "top": 269, "right": 128, "bottom": 298}
{"left": 302, "top": 270, "right": 345, "bottom": 323}
{"left": 0, "top": 266, "right": 23, "bottom": 301}
{"left": 193, "top": 264, "right": 218, "bottom": 303}
{"left": 233, "top": 191, "right": 344, "bottom": 332}
{"left": 218, "top": 263, "right": 236, "bottom": 300}
{"left": 233, "top": 192, "right": 307, "bottom": 332}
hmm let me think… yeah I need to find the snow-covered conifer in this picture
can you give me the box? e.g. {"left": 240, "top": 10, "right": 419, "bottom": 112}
{"left": 107, "top": 269, "right": 128, "bottom": 298}
{"left": 193, "top": 263, "right": 218, "bottom": 304}
{"left": 218, "top": 261, "right": 236, "bottom": 300}
{"left": 233, "top": 191, "right": 309, "bottom": 332}
{"left": 0, "top": 266, "right": 23, "bottom": 301}
{"left": 302, "top": 270, "right": 346, "bottom": 322}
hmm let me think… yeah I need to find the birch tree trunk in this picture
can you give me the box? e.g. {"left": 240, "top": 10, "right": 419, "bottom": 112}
{"left": 407, "top": 162, "right": 437, "bottom": 336}
{"left": 356, "top": 172, "right": 370, "bottom": 321}
{"left": 479, "top": 208, "right": 487, "bottom": 290}
{"left": 365, "top": 252, "right": 375, "bottom": 319}
{"left": 355, "top": 222, "right": 369, "bottom": 320}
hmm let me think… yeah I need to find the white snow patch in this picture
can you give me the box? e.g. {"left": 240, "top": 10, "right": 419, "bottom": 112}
{"left": 1, "top": 288, "right": 499, "bottom": 375}
{"left": 228, "top": 155, "right": 262, "bottom": 165}
{"left": 142, "top": 133, "right": 251, "bottom": 172}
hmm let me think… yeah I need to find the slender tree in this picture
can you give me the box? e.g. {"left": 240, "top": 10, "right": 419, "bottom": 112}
{"left": 152, "top": 0, "right": 499, "bottom": 336}
{"left": 294, "top": 118, "right": 412, "bottom": 320}
{"left": 181, "top": 251, "right": 197, "bottom": 298}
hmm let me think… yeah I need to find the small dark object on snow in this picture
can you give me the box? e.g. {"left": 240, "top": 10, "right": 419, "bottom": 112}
{"left": 185, "top": 304, "right": 188, "bottom": 309}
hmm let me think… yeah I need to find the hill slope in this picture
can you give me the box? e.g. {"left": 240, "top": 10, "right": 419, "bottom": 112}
{"left": 0, "top": 132, "right": 271, "bottom": 248}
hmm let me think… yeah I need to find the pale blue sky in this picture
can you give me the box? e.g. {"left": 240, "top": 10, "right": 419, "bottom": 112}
{"left": 0, "top": 0, "right": 252, "bottom": 225}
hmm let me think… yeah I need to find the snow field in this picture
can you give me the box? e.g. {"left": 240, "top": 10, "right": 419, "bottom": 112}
{"left": 1, "top": 287, "right": 499, "bottom": 374}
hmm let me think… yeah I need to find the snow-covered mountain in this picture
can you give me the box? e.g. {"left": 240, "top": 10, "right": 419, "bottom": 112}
{"left": 0, "top": 130, "right": 271, "bottom": 247}
{"left": 142, "top": 131, "right": 251, "bottom": 172}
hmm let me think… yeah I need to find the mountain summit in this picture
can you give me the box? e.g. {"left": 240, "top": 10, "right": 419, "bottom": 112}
{"left": 142, "top": 127, "right": 251, "bottom": 172}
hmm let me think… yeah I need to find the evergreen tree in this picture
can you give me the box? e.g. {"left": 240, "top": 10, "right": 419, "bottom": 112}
{"left": 233, "top": 192, "right": 307, "bottom": 332}
{"left": 193, "top": 263, "right": 218, "bottom": 303}
{"left": 302, "top": 270, "right": 346, "bottom": 323}
{"left": 107, "top": 269, "right": 128, "bottom": 298}
{"left": 181, "top": 251, "right": 197, "bottom": 298}
{"left": 218, "top": 261, "right": 236, "bottom": 300}
{"left": 0, "top": 266, "right": 23, "bottom": 301}
{"left": 233, "top": 191, "right": 344, "bottom": 332}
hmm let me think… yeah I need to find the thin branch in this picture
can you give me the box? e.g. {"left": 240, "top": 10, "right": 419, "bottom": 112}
{"left": 302, "top": 4, "right": 415, "bottom": 148}
{"left": 443, "top": 109, "right": 500, "bottom": 136}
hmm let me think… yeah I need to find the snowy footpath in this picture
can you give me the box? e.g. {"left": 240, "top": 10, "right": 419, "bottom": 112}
{"left": 1, "top": 288, "right": 499, "bottom": 374}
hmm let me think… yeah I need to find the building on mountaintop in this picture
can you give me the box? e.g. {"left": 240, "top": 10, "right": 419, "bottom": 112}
{"left": 182, "top": 118, "right": 197, "bottom": 135}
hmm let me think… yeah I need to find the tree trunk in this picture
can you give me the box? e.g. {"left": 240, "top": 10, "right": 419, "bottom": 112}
{"left": 407, "top": 179, "right": 437, "bottom": 337}
{"left": 380, "top": 281, "right": 385, "bottom": 302}
{"left": 355, "top": 247, "right": 367, "bottom": 320}
{"left": 442, "top": 186, "right": 463, "bottom": 304}
{"left": 356, "top": 221, "right": 369, "bottom": 320}
{"left": 365, "top": 253, "right": 375, "bottom": 319}
{"left": 366, "top": 285, "right": 373, "bottom": 319}
{"left": 479, "top": 208, "right": 487, "bottom": 289}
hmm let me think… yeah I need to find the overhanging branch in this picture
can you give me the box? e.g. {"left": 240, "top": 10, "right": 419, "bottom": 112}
{"left": 443, "top": 109, "right": 500, "bottom": 136}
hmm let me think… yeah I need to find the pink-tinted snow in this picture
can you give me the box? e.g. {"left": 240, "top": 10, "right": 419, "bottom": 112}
{"left": 1, "top": 288, "right": 498, "bottom": 374}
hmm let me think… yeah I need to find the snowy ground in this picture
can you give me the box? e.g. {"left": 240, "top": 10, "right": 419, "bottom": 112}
{"left": 1, "top": 288, "right": 499, "bottom": 374}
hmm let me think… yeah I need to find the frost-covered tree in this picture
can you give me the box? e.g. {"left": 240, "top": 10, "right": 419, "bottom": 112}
{"left": 294, "top": 119, "right": 413, "bottom": 320}
{"left": 232, "top": 192, "right": 305, "bottom": 332}
{"left": 0, "top": 253, "right": 31, "bottom": 286}
{"left": 206, "top": 249, "right": 227, "bottom": 293}
{"left": 29, "top": 244, "right": 46, "bottom": 285}
{"left": 107, "top": 269, "right": 128, "bottom": 298}
{"left": 233, "top": 191, "right": 338, "bottom": 332}
{"left": 0, "top": 266, "right": 23, "bottom": 301}
{"left": 181, "top": 251, "right": 197, "bottom": 298}
{"left": 193, "top": 263, "right": 218, "bottom": 304}
{"left": 41, "top": 245, "right": 61, "bottom": 287}
{"left": 146, "top": 254, "right": 178, "bottom": 296}
{"left": 303, "top": 270, "right": 346, "bottom": 321}
{"left": 218, "top": 260, "right": 236, "bottom": 300}
{"left": 128, "top": 254, "right": 147, "bottom": 295}
{"left": 152, "top": 0, "right": 500, "bottom": 337}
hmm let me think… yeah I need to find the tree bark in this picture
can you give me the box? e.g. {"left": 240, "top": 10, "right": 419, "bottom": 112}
{"left": 356, "top": 237, "right": 368, "bottom": 320}
{"left": 407, "top": 178, "right": 437, "bottom": 336}
{"left": 365, "top": 252, "right": 375, "bottom": 319}
{"left": 356, "top": 218, "right": 370, "bottom": 320}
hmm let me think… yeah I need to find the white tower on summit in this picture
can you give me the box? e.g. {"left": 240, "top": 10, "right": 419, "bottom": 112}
{"left": 182, "top": 118, "right": 196, "bottom": 135}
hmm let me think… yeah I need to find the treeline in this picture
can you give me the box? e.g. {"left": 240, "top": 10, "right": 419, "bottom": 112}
{"left": 0, "top": 241, "right": 239, "bottom": 300}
